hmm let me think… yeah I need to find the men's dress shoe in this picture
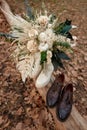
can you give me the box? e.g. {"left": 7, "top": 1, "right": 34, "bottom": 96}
{"left": 46, "top": 73, "right": 65, "bottom": 108}
{"left": 56, "top": 83, "right": 73, "bottom": 122}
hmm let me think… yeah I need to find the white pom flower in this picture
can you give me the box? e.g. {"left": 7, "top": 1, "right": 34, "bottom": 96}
{"left": 38, "top": 43, "right": 48, "bottom": 51}
{"left": 57, "top": 35, "right": 66, "bottom": 42}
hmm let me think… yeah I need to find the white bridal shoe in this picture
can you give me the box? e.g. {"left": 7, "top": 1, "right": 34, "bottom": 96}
{"left": 30, "top": 53, "right": 42, "bottom": 79}
{"left": 35, "top": 62, "right": 54, "bottom": 88}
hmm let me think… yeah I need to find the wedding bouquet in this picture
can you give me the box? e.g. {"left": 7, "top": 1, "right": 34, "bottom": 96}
{"left": 0, "top": 0, "right": 77, "bottom": 88}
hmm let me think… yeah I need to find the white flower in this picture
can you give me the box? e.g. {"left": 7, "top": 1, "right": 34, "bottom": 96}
{"left": 37, "top": 15, "right": 49, "bottom": 26}
{"left": 72, "top": 25, "right": 77, "bottom": 29}
{"left": 57, "top": 35, "right": 66, "bottom": 42}
{"left": 38, "top": 32, "right": 47, "bottom": 42}
{"left": 48, "top": 23, "right": 52, "bottom": 28}
{"left": 45, "top": 29, "right": 57, "bottom": 48}
{"left": 28, "top": 29, "right": 38, "bottom": 38}
{"left": 66, "top": 38, "right": 71, "bottom": 43}
{"left": 38, "top": 29, "right": 57, "bottom": 49}
{"left": 70, "top": 43, "right": 76, "bottom": 47}
{"left": 38, "top": 43, "right": 48, "bottom": 51}
{"left": 73, "top": 36, "right": 77, "bottom": 41}
{"left": 27, "top": 40, "right": 38, "bottom": 53}
{"left": 70, "top": 36, "right": 77, "bottom": 47}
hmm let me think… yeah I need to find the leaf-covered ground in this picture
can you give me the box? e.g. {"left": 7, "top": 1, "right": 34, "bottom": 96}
{"left": 0, "top": 0, "right": 87, "bottom": 130}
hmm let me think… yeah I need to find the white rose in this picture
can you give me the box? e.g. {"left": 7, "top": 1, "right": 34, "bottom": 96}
{"left": 39, "top": 32, "right": 47, "bottom": 42}
{"left": 38, "top": 43, "right": 48, "bottom": 51}
{"left": 44, "top": 29, "right": 57, "bottom": 49}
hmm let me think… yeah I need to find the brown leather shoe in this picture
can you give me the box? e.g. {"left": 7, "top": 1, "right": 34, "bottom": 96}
{"left": 56, "top": 83, "right": 73, "bottom": 122}
{"left": 46, "top": 73, "right": 65, "bottom": 108}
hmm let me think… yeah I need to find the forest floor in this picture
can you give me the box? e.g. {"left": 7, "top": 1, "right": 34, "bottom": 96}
{"left": 0, "top": 0, "right": 87, "bottom": 130}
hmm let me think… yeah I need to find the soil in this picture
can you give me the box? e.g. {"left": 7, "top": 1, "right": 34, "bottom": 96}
{"left": 0, "top": 0, "right": 87, "bottom": 130}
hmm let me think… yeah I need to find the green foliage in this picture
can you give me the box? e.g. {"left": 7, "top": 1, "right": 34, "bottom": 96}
{"left": 24, "top": 0, "right": 34, "bottom": 20}
{"left": 0, "top": 32, "right": 17, "bottom": 39}
{"left": 49, "top": 14, "right": 56, "bottom": 23}
{"left": 56, "top": 50, "right": 70, "bottom": 60}
{"left": 54, "top": 24, "right": 72, "bottom": 35}
{"left": 52, "top": 49, "right": 70, "bottom": 70}
{"left": 52, "top": 50, "right": 64, "bottom": 70}
{"left": 53, "top": 41, "right": 71, "bottom": 49}
{"left": 54, "top": 23, "right": 64, "bottom": 34}
{"left": 23, "top": 14, "right": 31, "bottom": 22}
{"left": 13, "top": 27, "right": 24, "bottom": 33}
{"left": 40, "top": 51, "right": 47, "bottom": 64}
{"left": 54, "top": 19, "right": 72, "bottom": 35}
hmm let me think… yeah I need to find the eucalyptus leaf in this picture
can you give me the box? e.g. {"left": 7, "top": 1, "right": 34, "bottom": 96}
{"left": 0, "top": 32, "right": 18, "bottom": 39}
{"left": 60, "top": 25, "right": 72, "bottom": 34}
{"left": 56, "top": 50, "right": 70, "bottom": 60}
{"left": 54, "top": 24, "right": 72, "bottom": 35}
{"left": 66, "top": 32, "right": 73, "bottom": 40}
{"left": 51, "top": 48, "right": 70, "bottom": 70}
{"left": 54, "top": 19, "right": 72, "bottom": 35}
{"left": 24, "top": 0, "right": 34, "bottom": 20}
{"left": 52, "top": 50, "right": 65, "bottom": 70}
{"left": 52, "top": 58, "right": 59, "bottom": 70}
{"left": 52, "top": 56, "right": 65, "bottom": 70}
